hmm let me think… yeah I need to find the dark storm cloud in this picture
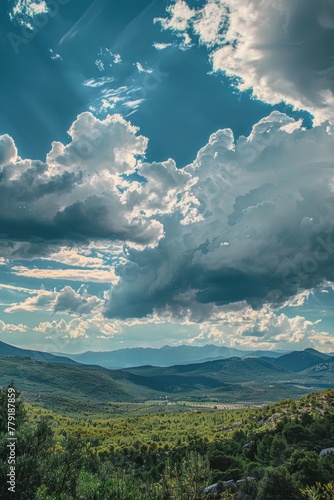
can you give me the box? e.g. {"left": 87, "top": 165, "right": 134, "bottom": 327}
{"left": 105, "top": 113, "right": 334, "bottom": 319}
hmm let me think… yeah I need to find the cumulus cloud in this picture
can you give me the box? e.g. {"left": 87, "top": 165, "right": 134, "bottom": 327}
{"left": 158, "top": 0, "right": 334, "bottom": 123}
{"left": 53, "top": 286, "right": 103, "bottom": 314}
{"left": 0, "top": 319, "right": 27, "bottom": 333}
{"left": 9, "top": 0, "right": 49, "bottom": 27}
{"left": 34, "top": 314, "right": 120, "bottom": 342}
{"left": 0, "top": 112, "right": 200, "bottom": 257}
{"left": 34, "top": 318, "right": 89, "bottom": 340}
{"left": 2, "top": 107, "right": 334, "bottom": 334}
{"left": 155, "top": 0, "right": 194, "bottom": 48}
{"left": 105, "top": 112, "right": 334, "bottom": 320}
{"left": 5, "top": 285, "right": 102, "bottom": 315}
{"left": 5, "top": 288, "right": 55, "bottom": 313}
{"left": 0, "top": 135, "right": 17, "bottom": 167}
{"left": 47, "top": 112, "right": 147, "bottom": 175}
{"left": 185, "top": 303, "right": 330, "bottom": 351}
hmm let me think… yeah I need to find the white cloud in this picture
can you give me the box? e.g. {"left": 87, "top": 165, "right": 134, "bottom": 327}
{"left": 95, "top": 59, "right": 105, "bottom": 72}
{"left": 153, "top": 42, "right": 173, "bottom": 50}
{"left": 46, "top": 248, "right": 106, "bottom": 268}
{"left": 136, "top": 62, "right": 153, "bottom": 74}
{"left": 0, "top": 110, "right": 201, "bottom": 258}
{"left": 159, "top": 0, "right": 334, "bottom": 123}
{"left": 155, "top": 0, "right": 195, "bottom": 48}
{"left": 11, "top": 266, "right": 119, "bottom": 284}
{"left": 0, "top": 112, "right": 180, "bottom": 256}
{"left": 33, "top": 313, "right": 121, "bottom": 341}
{"left": 156, "top": 0, "right": 194, "bottom": 32}
{"left": 49, "top": 49, "right": 62, "bottom": 61}
{"left": 97, "top": 48, "right": 122, "bottom": 65}
{"left": 5, "top": 288, "right": 55, "bottom": 313}
{"left": 34, "top": 318, "right": 89, "bottom": 339}
{"left": 47, "top": 112, "right": 147, "bottom": 175}
{"left": 9, "top": 0, "right": 49, "bottom": 28}
{"left": 11, "top": 0, "right": 48, "bottom": 17}
{"left": 0, "top": 319, "right": 27, "bottom": 333}
{"left": 192, "top": 1, "right": 228, "bottom": 46}
{"left": 0, "top": 135, "right": 17, "bottom": 167}
{"left": 187, "top": 304, "right": 331, "bottom": 351}
{"left": 123, "top": 99, "right": 145, "bottom": 111}
{"left": 83, "top": 77, "right": 115, "bottom": 88}
{"left": 0, "top": 283, "right": 35, "bottom": 294}
{"left": 5, "top": 285, "right": 103, "bottom": 315}
{"left": 163, "top": 298, "right": 332, "bottom": 351}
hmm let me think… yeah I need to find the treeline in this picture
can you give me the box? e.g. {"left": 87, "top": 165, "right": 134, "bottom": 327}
{"left": 0, "top": 386, "right": 334, "bottom": 499}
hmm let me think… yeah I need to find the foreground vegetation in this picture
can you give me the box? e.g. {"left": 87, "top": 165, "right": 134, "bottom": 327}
{"left": 0, "top": 386, "right": 334, "bottom": 499}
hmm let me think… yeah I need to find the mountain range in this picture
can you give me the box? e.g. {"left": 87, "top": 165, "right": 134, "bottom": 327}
{"left": 0, "top": 340, "right": 333, "bottom": 414}
{"left": 55, "top": 344, "right": 287, "bottom": 369}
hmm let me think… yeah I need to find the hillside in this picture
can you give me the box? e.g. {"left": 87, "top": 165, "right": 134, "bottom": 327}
{"left": 1, "top": 386, "right": 333, "bottom": 499}
{"left": 0, "top": 340, "right": 80, "bottom": 366}
{"left": 271, "top": 348, "right": 333, "bottom": 372}
{"left": 125, "top": 356, "right": 290, "bottom": 378}
{"left": 1, "top": 351, "right": 333, "bottom": 414}
{"left": 0, "top": 356, "right": 157, "bottom": 413}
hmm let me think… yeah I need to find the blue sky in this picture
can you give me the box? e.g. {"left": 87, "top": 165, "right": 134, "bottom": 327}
{"left": 0, "top": 0, "right": 333, "bottom": 354}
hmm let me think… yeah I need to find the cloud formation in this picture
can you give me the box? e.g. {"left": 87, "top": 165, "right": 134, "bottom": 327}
{"left": 0, "top": 319, "right": 27, "bottom": 333}
{"left": 187, "top": 303, "right": 331, "bottom": 352}
{"left": 34, "top": 314, "right": 119, "bottom": 341}
{"left": 9, "top": 0, "right": 49, "bottom": 27}
{"left": 2, "top": 107, "right": 334, "bottom": 330}
{"left": 158, "top": 0, "right": 334, "bottom": 123}
{"left": 0, "top": 135, "right": 17, "bottom": 167}
{"left": 0, "top": 112, "right": 196, "bottom": 257}
{"left": 5, "top": 285, "right": 103, "bottom": 315}
{"left": 105, "top": 112, "right": 334, "bottom": 319}
{"left": 11, "top": 266, "right": 118, "bottom": 284}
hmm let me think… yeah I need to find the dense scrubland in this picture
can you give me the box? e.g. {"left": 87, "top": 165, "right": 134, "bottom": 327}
{"left": 1, "top": 386, "right": 334, "bottom": 499}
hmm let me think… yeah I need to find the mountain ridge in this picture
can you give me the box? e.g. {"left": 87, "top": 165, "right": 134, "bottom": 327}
{"left": 0, "top": 346, "right": 333, "bottom": 413}
{"left": 0, "top": 340, "right": 80, "bottom": 366}
{"left": 268, "top": 347, "right": 333, "bottom": 372}
{"left": 54, "top": 343, "right": 287, "bottom": 369}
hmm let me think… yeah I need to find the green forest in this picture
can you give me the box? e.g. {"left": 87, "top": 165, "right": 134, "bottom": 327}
{"left": 0, "top": 386, "right": 334, "bottom": 499}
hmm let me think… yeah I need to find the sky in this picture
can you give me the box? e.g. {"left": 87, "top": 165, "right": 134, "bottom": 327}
{"left": 0, "top": 0, "right": 334, "bottom": 354}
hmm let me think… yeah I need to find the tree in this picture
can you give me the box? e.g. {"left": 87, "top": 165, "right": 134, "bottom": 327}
{"left": 282, "top": 424, "right": 311, "bottom": 444}
{"left": 288, "top": 450, "right": 330, "bottom": 487}
{"left": 257, "top": 466, "right": 302, "bottom": 500}
{"left": 301, "top": 482, "right": 334, "bottom": 500}
{"left": 269, "top": 435, "right": 287, "bottom": 466}
{"left": 161, "top": 451, "right": 212, "bottom": 500}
